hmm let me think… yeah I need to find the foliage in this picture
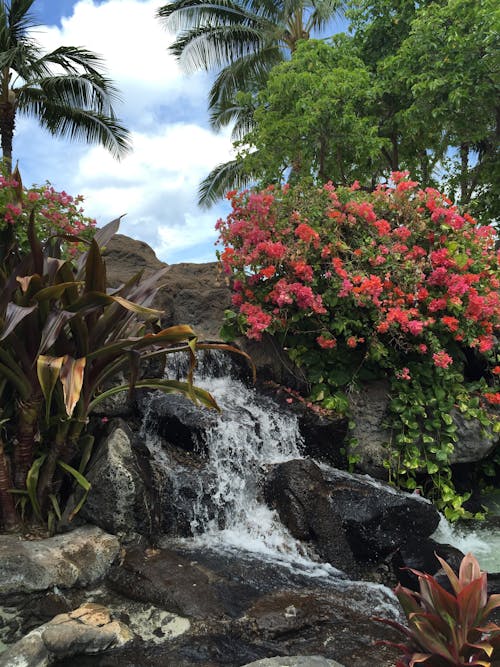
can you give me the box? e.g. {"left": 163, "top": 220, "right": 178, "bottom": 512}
{"left": 0, "top": 171, "right": 245, "bottom": 532}
{"left": 0, "top": 0, "right": 130, "bottom": 168}
{"left": 0, "top": 169, "right": 96, "bottom": 257}
{"left": 376, "top": 552, "right": 500, "bottom": 666}
{"left": 157, "top": 0, "right": 342, "bottom": 206}
{"left": 239, "top": 38, "right": 384, "bottom": 187}
{"left": 216, "top": 174, "right": 500, "bottom": 516}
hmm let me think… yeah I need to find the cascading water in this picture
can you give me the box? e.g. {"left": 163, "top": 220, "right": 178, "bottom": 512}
{"left": 139, "top": 351, "right": 403, "bottom": 620}
{"left": 141, "top": 352, "right": 339, "bottom": 577}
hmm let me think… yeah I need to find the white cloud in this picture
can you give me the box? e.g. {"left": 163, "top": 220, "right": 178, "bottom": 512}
{"left": 15, "top": 0, "right": 233, "bottom": 264}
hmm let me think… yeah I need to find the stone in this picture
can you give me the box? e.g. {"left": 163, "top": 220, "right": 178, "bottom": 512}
{"left": 0, "top": 603, "right": 131, "bottom": 667}
{"left": 348, "top": 381, "right": 499, "bottom": 475}
{"left": 263, "top": 459, "right": 357, "bottom": 575}
{"left": 0, "top": 526, "right": 119, "bottom": 596}
{"left": 450, "top": 407, "right": 498, "bottom": 463}
{"left": 348, "top": 381, "right": 392, "bottom": 478}
{"left": 78, "top": 420, "right": 157, "bottom": 540}
{"left": 264, "top": 459, "right": 440, "bottom": 567}
{"left": 321, "top": 465, "right": 440, "bottom": 561}
{"left": 243, "top": 657, "right": 345, "bottom": 667}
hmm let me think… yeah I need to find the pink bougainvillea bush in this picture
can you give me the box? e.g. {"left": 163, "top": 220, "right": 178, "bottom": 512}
{"left": 0, "top": 170, "right": 96, "bottom": 256}
{"left": 216, "top": 173, "right": 500, "bottom": 518}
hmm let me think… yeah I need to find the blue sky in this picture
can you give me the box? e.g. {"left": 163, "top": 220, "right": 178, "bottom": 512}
{"left": 16, "top": 1, "right": 341, "bottom": 264}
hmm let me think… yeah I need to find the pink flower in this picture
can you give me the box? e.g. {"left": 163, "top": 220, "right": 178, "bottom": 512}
{"left": 316, "top": 335, "right": 336, "bottom": 349}
{"left": 396, "top": 367, "right": 411, "bottom": 381}
{"left": 432, "top": 351, "right": 453, "bottom": 369}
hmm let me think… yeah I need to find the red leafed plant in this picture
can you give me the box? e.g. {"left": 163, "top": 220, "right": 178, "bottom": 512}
{"left": 376, "top": 553, "right": 500, "bottom": 666}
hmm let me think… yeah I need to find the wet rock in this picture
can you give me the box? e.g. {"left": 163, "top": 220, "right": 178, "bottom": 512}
{"left": 0, "top": 603, "right": 132, "bottom": 667}
{"left": 107, "top": 546, "right": 259, "bottom": 619}
{"left": 243, "top": 659, "right": 345, "bottom": 667}
{"left": 392, "top": 537, "right": 465, "bottom": 590}
{"left": 263, "top": 460, "right": 357, "bottom": 575}
{"left": 321, "top": 466, "right": 441, "bottom": 561}
{"left": 264, "top": 460, "right": 440, "bottom": 566}
{"left": 0, "top": 526, "right": 119, "bottom": 596}
{"left": 77, "top": 420, "right": 157, "bottom": 541}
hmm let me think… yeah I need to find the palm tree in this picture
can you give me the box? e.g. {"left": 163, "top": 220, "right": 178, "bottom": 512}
{"left": 157, "top": 0, "right": 341, "bottom": 205}
{"left": 0, "top": 0, "right": 130, "bottom": 170}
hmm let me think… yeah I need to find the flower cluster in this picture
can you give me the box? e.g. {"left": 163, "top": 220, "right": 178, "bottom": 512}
{"left": 217, "top": 174, "right": 499, "bottom": 513}
{"left": 0, "top": 173, "right": 96, "bottom": 255}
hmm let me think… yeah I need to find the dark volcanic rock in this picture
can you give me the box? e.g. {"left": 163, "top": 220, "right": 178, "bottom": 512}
{"left": 263, "top": 459, "right": 357, "bottom": 575}
{"left": 264, "top": 459, "right": 441, "bottom": 567}
{"left": 321, "top": 466, "right": 441, "bottom": 561}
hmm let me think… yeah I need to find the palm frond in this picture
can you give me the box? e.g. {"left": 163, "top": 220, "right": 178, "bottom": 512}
{"left": 307, "top": 0, "right": 344, "bottom": 31}
{"left": 18, "top": 73, "right": 120, "bottom": 112}
{"left": 173, "top": 23, "right": 267, "bottom": 70}
{"left": 198, "top": 157, "right": 254, "bottom": 207}
{"left": 158, "top": 0, "right": 253, "bottom": 31}
{"left": 20, "top": 94, "right": 131, "bottom": 160}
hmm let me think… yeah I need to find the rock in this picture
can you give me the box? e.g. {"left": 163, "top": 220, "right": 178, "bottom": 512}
{"left": 0, "top": 603, "right": 131, "bottom": 667}
{"left": 78, "top": 420, "right": 157, "bottom": 541}
{"left": 392, "top": 537, "right": 465, "bottom": 590}
{"left": 264, "top": 460, "right": 440, "bottom": 566}
{"left": 107, "top": 546, "right": 259, "bottom": 619}
{"left": 263, "top": 460, "right": 357, "bottom": 575}
{"left": 348, "top": 381, "right": 499, "bottom": 475}
{"left": 0, "top": 526, "right": 119, "bottom": 596}
{"left": 450, "top": 407, "right": 498, "bottom": 463}
{"left": 321, "top": 465, "right": 440, "bottom": 561}
{"left": 103, "top": 234, "right": 167, "bottom": 288}
{"left": 348, "top": 381, "right": 392, "bottom": 478}
{"left": 243, "top": 658, "right": 345, "bottom": 666}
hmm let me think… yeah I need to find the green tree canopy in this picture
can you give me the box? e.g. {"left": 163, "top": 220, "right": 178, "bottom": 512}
{"left": 0, "top": 0, "right": 130, "bottom": 169}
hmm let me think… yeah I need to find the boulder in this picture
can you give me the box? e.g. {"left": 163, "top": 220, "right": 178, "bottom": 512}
{"left": 0, "top": 526, "right": 119, "bottom": 596}
{"left": 348, "top": 381, "right": 499, "bottom": 475}
{"left": 0, "top": 603, "right": 132, "bottom": 667}
{"left": 264, "top": 459, "right": 440, "bottom": 566}
{"left": 263, "top": 459, "right": 357, "bottom": 575}
{"left": 78, "top": 420, "right": 157, "bottom": 541}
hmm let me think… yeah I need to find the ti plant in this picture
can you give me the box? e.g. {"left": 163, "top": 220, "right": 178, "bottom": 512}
{"left": 0, "top": 169, "right": 247, "bottom": 532}
{"left": 376, "top": 552, "right": 500, "bottom": 666}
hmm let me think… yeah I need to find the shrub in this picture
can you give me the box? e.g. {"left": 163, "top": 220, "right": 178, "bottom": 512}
{"left": 216, "top": 173, "right": 500, "bottom": 517}
{"left": 375, "top": 552, "right": 500, "bottom": 666}
{"left": 0, "top": 171, "right": 247, "bottom": 532}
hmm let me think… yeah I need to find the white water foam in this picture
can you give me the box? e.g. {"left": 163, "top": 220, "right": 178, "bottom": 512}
{"left": 432, "top": 515, "right": 500, "bottom": 573}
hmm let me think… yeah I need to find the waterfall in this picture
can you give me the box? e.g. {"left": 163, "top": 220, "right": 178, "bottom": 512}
{"left": 141, "top": 352, "right": 340, "bottom": 577}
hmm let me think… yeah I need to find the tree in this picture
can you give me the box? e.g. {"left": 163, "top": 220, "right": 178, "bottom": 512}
{"left": 390, "top": 0, "right": 499, "bottom": 222}
{"left": 0, "top": 0, "right": 130, "bottom": 170}
{"left": 238, "top": 38, "right": 385, "bottom": 187}
{"left": 157, "top": 0, "right": 342, "bottom": 204}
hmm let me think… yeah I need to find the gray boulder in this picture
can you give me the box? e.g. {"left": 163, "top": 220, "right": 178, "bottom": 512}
{"left": 243, "top": 657, "right": 345, "bottom": 667}
{"left": 0, "top": 603, "right": 132, "bottom": 667}
{"left": 0, "top": 526, "right": 119, "bottom": 596}
{"left": 78, "top": 420, "right": 157, "bottom": 540}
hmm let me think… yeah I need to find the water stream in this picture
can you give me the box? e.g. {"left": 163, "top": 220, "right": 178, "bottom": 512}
{"left": 142, "top": 352, "right": 499, "bottom": 584}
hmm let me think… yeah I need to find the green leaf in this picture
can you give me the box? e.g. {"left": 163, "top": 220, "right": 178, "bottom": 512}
{"left": 26, "top": 455, "right": 46, "bottom": 521}
{"left": 57, "top": 460, "right": 91, "bottom": 521}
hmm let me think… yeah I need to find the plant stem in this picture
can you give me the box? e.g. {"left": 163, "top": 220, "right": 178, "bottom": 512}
{"left": 0, "top": 438, "right": 19, "bottom": 530}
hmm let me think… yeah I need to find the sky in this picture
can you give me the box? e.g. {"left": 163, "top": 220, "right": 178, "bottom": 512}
{"left": 16, "top": 0, "right": 237, "bottom": 264}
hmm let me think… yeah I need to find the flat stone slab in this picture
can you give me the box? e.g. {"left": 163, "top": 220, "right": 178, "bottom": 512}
{"left": 0, "top": 526, "right": 120, "bottom": 595}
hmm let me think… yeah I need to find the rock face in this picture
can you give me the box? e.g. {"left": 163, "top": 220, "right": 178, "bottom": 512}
{"left": 264, "top": 459, "right": 440, "bottom": 568}
{"left": 348, "top": 380, "right": 499, "bottom": 476}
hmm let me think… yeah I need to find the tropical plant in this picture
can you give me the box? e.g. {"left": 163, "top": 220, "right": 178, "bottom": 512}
{"left": 0, "top": 0, "right": 130, "bottom": 169}
{"left": 0, "top": 171, "right": 248, "bottom": 532}
{"left": 216, "top": 174, "right": 499, "bottom": 516}
{"left": 375, "top": 552, "right": 500, "bottom": 666}
{"left": 157, "top": 0, "right": 342, "bottom": 205}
